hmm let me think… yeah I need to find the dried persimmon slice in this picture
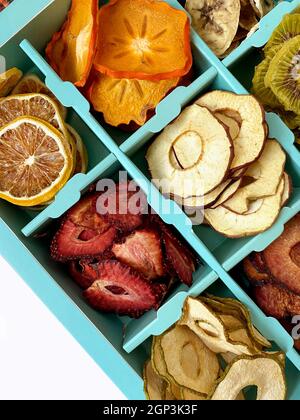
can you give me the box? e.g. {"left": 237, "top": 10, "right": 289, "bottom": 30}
{"left": 46, "top": 0, "right": 98, "bottom": 87}
{"left": 89, "top": 72, "right": 180, "bottom": 126}
{"left": 94, "top": 0, "right": 192, "bottom": 81}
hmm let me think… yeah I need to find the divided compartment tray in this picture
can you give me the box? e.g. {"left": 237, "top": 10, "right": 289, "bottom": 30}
{"left": 0, "top": 0, "right": 300, "bottom": 399}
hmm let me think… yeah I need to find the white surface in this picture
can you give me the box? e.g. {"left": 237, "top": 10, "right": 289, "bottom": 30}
{"left": 0, "top": 256, "right": 126, "bottom": 400}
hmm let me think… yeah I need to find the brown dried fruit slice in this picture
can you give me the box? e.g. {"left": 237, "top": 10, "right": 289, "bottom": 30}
{"left": 185, "top": 0, "right": 240, "bottom": 57}
{"left": 94, "top": 0, "right": 192, "bottom": 81}
{"left": 146, "top": 104, "right": 233, "bottom": 198}
{"left": 196, "top": 91, "right": 266, "bottom": 171}
{"left": 243, "top": 256, "right": 270, "bottom": 285}
{"left": 224, "top": 140, "right": 286, "bottom": 214}
{"left": 210, "top": 354, "right": 286, "bottom": 400}
{"left": 239, "top": 0, "right": 258, "bottom": 31}
{"left": 205, "top": 177, "right": 284, "bottom": 238}
{"left": 263, "top": 214, "right": 300, "bottom": 295}
{"left": 0, "top": 67, "right": 23, "bottom": 97}
{"left": 144, "top": 360, "right": 167, "bottom": 400}
{"left": 89, "top": 72, "right": 180, "bottom": 127}
{"left": 160, "top": 324, "right": 219, "bottom": 395}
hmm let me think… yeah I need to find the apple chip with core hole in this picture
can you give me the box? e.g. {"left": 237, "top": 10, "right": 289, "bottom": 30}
{"left": 210, "top": 354, "right": 286, "bottom": 400}
{"left": 223, "top": 139, "right": 286, "bottom": 214}
{"left": 214, "top": 109, "right": 241, "bottom": 141}
{"left": 179, "top": 297, "right": 253, "bottom": 355}
{"left": 185, "top": 0, "right": 240, "bottom": 57}
{"left": 160, "top": 324, "right": 219, "bottom": 395}
{"left": 143, "top": 360, "right": 166, "bottom": 400}
{"left": 196, "top": 91, "right": 266, "bottom": 171}
{"left": 146, "top": 105, "right": 233, "bottom": 198}
{"left": 205, "top": 177, "right": 284, "bottom": 238}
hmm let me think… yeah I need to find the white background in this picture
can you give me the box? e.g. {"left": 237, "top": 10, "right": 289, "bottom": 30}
{"left": 0, "top": 256, "right": 126, "bottom": 400}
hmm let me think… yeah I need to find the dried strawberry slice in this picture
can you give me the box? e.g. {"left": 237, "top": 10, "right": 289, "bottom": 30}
{"left": 162, "top": 226, "right": 197, "bottom": 286}
{"left": 253, "top": 283, "right": 300, "bottom": 318}
{"left": 83, "top": 260, "right": 167, "bottom": 318}
{"left": 51, "top": 220, "right": 117, "bottom": 262}
{"left": 112, "top": 229, "right": 165, "bottom": 280}
{"left": 96, "top": 182, "right": 148, "bottom": 232}
{"left": 68, "top": 260, "right": 96, "bottom": 289}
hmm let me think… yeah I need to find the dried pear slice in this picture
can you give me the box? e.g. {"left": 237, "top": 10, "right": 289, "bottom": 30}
{"left": 180, "top": 297, "right": 253, "bottom": 355}
{"left": 181, "top": 387, "right": 207, "bottom": 400}
{"left": 210, "top": 179, "right": 242, "bottom": 209}
{"left": 281, "top": 172, "right": 292, "bottom": 207}
{"left": 196, "top": 91, "right": 266, "bottom": 171}
{"left": 229, "top": 328, "right": 257, "bottom": 351}
{"left": 219, "top": 315, "right": 245, "bottom": 332}
{"left": 214, "top": 111, "right": 240, "bottom": 140}
{"left": 210, "top": 354, "right": 286, "bottom": 400}
{"left": 265, "top": 36, "right": 300, "bottom": 114}
{"left": 185, "top": 0, "right": 240, "bottom": 57}
{"left": 165, "top": 386, "right": 177, "bottom": 400}
{"left": 146, "top": 104, "right": 233, "bottom": 198}
{"left": 240, "top": 0, "right": 258, "bottom": 31}
{"left": 183, "top": 179, "right": 232, "bottom": 208}
{"left": 264, "top": 14, "right": 300, "bottom": 56}
{"left": 160, "top": 324, "right": 219, "bottom": 395}
{"left": 224, "top": 139, "right": 286, "bottom": 214}
{"left": 250, "top": 0, "right": 273, "bottom": 17}
{"left": 252, "top": 54, "right": 282, "bottom": 108}
{"left": 221, "top": 352, "right": 236, "bottom": 364}
{"left": 144, "top": 360, "right": 167, "bottom": 400}
{"left": 205, "top": 177, "right": 284, "bottom": 238}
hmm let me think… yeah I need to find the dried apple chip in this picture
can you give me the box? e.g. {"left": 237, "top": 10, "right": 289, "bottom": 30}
{"left": 46, "top": 0, "right": 98, "bottom": 87}
{"left": 94, "top": 0, "right": 192, "bottom": 81}
{"left": 89, "top": 72, "right": 180, "bottom": 127}
{"left": 143, "top": 360, "right": 167, "bottom": 400}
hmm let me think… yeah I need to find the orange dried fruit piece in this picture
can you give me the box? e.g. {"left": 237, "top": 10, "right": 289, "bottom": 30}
{"left": 0, "top": 67, "right": 23, "bottom": 97}
{"left": 46, "top": 0, "right": 98, "bottom": 87}
{"left": 66, "top": 124, "right": 88, "bottom": 174}
{"left": 0, "top": 116, "right": 73, "bottom": 206}
{"left": 94, "top": 0, "right": 192, "bottom": 81}
{"left": 89, "top": 72, "right": 180, "bottom": 127}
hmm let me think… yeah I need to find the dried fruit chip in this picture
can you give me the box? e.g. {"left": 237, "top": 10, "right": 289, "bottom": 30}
{"left": 185, "top": 0, "right": 240, "bottom": 57}
{"left": 144, "top": 360, "right": 167, "bottom": 400}
{"left": 94, "top": 0, "right": 192, "bottom": 80}
{"left": 0, "top": 116, "right": 72, "bottom": 206}
{"left": 239, "top": 0, "right": 258, "bottom": 31}
{"left": 210, "top": 354, "right": 286, "bottom": 400}
{"left": 250, "top": 0, "right": 273, "bottom": 17}
{"left": 243, "top": 256, "right": 270, "bottom": 285}
{"left": 210, "top": 179, "right": 242, "bottom": 209}
{"left": 214, "top": 109, "right": 241, "bottom": 141}
{"left": 264, "top": 14, "right": 300, "bottom": 56}
{"left": 0, "top": 67, "right": 23, "bottom": 97}
{"left": 281, "top": 172, "right": 292, "bottom": 207}
{"left": 180, "top": 387, "right": 207, "bottom": 400}
{"left": 196, "top": 91, "right": 266, "bottom": 171}
{"left": 46, "top": 0, "right": 98, "bottom": 87}
{"left": 66, "top": 124, "right": 88, "bottom": 174}
{"left": 146, "top": 104, "right": 233, "bottom": 198}
{"left": 89, "top": 72, "right": 180, "bottom": 127}
{"left": 183, "top": 179, "right": 232, "bottom": 209}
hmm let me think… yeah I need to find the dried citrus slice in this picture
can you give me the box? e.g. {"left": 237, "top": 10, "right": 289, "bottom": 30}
{"left": 94, "top": 0, "right": 192, "bottom": 81}
{"left": 0, "top": 116, "right": 72, "bottom": 206}
{"left": 0, "top": 93, "right": 69, "bottom": 142}
{"left": 89, "top": 72, "right": 180, "bottom": 127}
{"left": 0, "top": 67, "right": 23, "bottom": 97}
{"left": 66, "top": 124, "right": 88, "bottom": 174}
{"left": 12, "top": 74, "right": 67, "bottom": 119}
{"left": 46, "top": 0, "right": 98, "bottom": 87}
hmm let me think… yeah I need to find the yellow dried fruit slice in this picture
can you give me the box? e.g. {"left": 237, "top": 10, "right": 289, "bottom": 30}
{"left": 0, "top": 67, "right": 23, "bottom": 97}
{"left": 66, "top": 124, "right": 88, "bottom": 175}
{"left": 0, "top": 116, "right": 72, "bottom": 206}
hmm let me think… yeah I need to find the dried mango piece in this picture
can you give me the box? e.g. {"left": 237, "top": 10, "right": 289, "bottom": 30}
{"left": 46, "top": 0, "right": 98, "bottom": 87}
{"left": 94, "top": 0, "right": 192, "bottom": 81}
{"left": 89, "top": 72, "right": 180, "bottom": 127}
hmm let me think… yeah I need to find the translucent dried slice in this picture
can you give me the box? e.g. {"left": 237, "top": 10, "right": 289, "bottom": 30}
{"left": 89, "top": 72, "right": 180, "bottom": 127}
{"left": 264, "top": 14, "right": 300, "bottom": 56}
{"left": 210, "top": 354, "right": 286, "bottom": 400}
{"left": 185, "top": 0, "right": 240, "bottom": 57}
{"left": 252, "top": 54, "right": 282, "bottom": 108}
{"left": 265, "top": 36, "right": 300, "bottom": 114}
{"left": 160, "top": 324, "right": 219, "bottom": 395}
{"left": 0, "top": 116, "right": 72, "bottom": 206}
{"left": 94, "top": 0, "right": 192, "bottom": 80}
{"left": 0, "top": 67, "right": 23, "bottom": 97}
{"left": 146, "top": 104, "right": 233, "bottom": 198}
{"left": 144, "top": 360, "right": 167, "bottom": 400}
{"left": 12, "top": 74, "right": 67, "bottom": 119}
{"left": 224, "top": 139, "right": 286, "bottom": 214}
{"left": 196, "top": 91, "right": 266, "bottom": 171}
{"left": 46, "top": 0, "right": 98, "bottom": 86}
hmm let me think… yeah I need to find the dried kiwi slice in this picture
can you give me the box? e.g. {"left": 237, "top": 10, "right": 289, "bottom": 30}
{"left": 265, "top": 36, "right": 300, "bottom": 114}
{"left": 264, "top": 14, "right": 300, "bottom": 56}
{"left": 144, "top": 360, "right": 167, "bottom": 400}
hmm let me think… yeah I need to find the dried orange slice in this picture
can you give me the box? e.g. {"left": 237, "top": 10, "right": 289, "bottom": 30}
{"left": 0, "top": 117, "right": 73, "bottom": 206}
{"left": 46, "top": 0, "right": 98, "bottom": 87}
{"left": 94, "top": 0, "right": 192, "bottom": 81}
{"left": 89, "top": 72, "right": 180, "bottom": 126}
{"left": 66, "top": 124, "right": 88, "bottom": 174}
{"left": 0, "top": 67, "right": 23, "bottom": 97}
{"left": 12, "top": 74, "right": 67, "bottom": 119}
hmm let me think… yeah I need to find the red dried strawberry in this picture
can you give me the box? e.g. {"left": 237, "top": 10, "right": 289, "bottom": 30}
{"left": 51, "top": 220, "right": 117, "bottom": 262}
{"left": 83, "top": 260, "right": 166, "bottom": 318}
{"left": 162, "top": 226, "right": 197, "bottom": 286}
{"left": 68, "top": 260, "right": 96, "bottom": 289}
{"left": 112, "top": 229, "right": 165, "bottom": 280}
{"left": 95, "top": 182, "right": 148, "bottom": 232}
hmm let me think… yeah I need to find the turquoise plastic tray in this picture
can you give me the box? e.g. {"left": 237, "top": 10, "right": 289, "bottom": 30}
{"left": 0, "top": 0, "right": 300, "bottom": 400}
